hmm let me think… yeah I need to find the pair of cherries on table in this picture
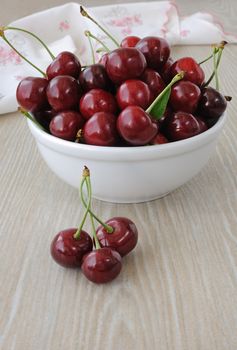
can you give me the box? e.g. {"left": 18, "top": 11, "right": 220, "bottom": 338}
{"left": 51, "top": 167, "right": 138, "bottom": 284}
{"left": 16, "top": 27, "right": 227, "bottom": 146}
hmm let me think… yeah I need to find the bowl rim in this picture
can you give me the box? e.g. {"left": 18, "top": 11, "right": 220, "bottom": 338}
{"left": 27, "top": 112, "right": 227, "bottom": 161}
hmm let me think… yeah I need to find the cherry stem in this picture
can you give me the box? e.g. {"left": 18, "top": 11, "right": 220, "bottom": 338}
{"left": 213, "top": 47, "right": 219, "bottom": 91}
{"left": 85, "top": 177, "right": 101, "bottom": 249}
{"left": 146, "top": 71, "right": 184, "bottom": 114}
{"left": 4, "top": 26, "right": 55, "bottom": 60}
{"left": 73, "top": 168, "right": 91, "bottom": 240}
{"left": 80, "top": 179, "right": 114, "bottom": 233}
{"left": 80, "top": 6, "right": 119, "bottom": 48}
{"left": 85, "top": 31, "right": 95, "bottom": 64}
{"left": 85, "top": 30, "right": 110, "bottom": 53}
{"left": 0, "top": 31, "right": 46, "bottom": 77}
{"left": 203, "top": 41, "right": 227, "bottom": 88}
{"left": 18, "top": 107, "right": 47, "bottom": 132}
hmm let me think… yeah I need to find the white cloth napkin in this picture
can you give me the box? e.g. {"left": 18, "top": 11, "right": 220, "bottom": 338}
{"left": 0, "top": 1, "right": 236, "bottom": 115}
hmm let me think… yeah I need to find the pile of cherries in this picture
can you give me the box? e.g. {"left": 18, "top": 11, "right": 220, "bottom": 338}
{"left": 0, "top": 6, "right": 228, "bottom": 147}
{"left": 51, "top": 167, "right": 138, "bottom": 284}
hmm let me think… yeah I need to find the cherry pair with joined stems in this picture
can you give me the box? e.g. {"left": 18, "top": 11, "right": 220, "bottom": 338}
{"left": 51, "top": 166, "right": 138, "bottom": 284}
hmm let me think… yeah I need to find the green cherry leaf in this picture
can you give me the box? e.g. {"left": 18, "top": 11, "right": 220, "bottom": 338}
{"left": 148, "top": 87, "right": 171, "bottom": 120}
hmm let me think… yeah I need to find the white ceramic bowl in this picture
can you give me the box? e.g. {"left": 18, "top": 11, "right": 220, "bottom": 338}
{"left": 27, "top": 113, "right": 226, "bottom": 203}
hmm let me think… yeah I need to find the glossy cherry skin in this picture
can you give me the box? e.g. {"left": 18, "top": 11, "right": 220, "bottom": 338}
{"left": 49, "top": 111, "right": 84, "bottom": 141}
{"left": 170, "top": 81, "right": 201, "bottom": 114}
{"left": 160, "top": 57, "right": 174, "bottom": 83}
{"left": 198, "top": 87, "right": 227, "bottom": 119}
{"left": 150, "top": 132, "right": 169, "bottom": 144}
{"left": 79, "top": 64, "right": 111, "bottom": 92}
{"left": 195, "top": 116, "right": 208, "bottom": 133}
{"left": 16, "top": 77, "right": 48, "bottom": 113}
{"left": 33, "top": 109, "right": 56, "bottom": 130}
{"left": 164, "top": 111, "right": 203, "bottom": 141}
{"left": 169, "top": 57, "right": 205, "bottom": 86}
{"left": 96, "top": 217, "right": 138, "bottom": 256}
{"left": 158, "top": 106, "right": 172, "bottom": 130}
{"left": 135, "top": 36, "right": 170, "bottom": 71}
{"left": 81, "top": 247, "right": 122, "bottom": 284}
{"left": 140, "top": 68, "right": 165, "bottom": 101}
{"left": 117, "top": 106, "right": 158, "bottom": 145}
{"left": 120, "top": 36, "right": 141, "bottom": 48}
{"left": 46, "top": 51, "right": 81, "bottom": 80}
{"left": 51, "top": 228, "right": 93, "bottom": 268}
{"left": 106, "top": 47, "right": 147, "bottom": 84}
{"left": 79, "top": 89, "right": 117, "bottom": 120}
{"left": 46, "top": 75, "right": 81, "bottom": 112}
{"left": 116, "top": 79, "right": 151, "bottom": 110}
{"left": 98, "top": 53, "right": 109, "bottom": 67}
{"left": 83, "top": 112, "right": 118, "bottom": 146}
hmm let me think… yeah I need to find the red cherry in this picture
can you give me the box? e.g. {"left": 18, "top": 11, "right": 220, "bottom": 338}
{"left": 16, "top": 77, "right": 48, "bottom": 113}
{"left": 116, "top": 79, "right": 151, "bottom": 110}
{"left": 51, "top": 228, "right": 93, "bottom": 268}
{"left": 170, "top": 81, "right": 201, "bottom": 114}
{"left": 96, "top": 217, "right": 138, "bottom": 256}
{"left": 164, "top": 111, "right": 203, "bottom": 141}
{"left": 106, "top": 47, "right": 147, "bottom": 84}
{"left": 117, "top": 106, "right": 158, "bottom": 145}
{"left": 120, "top": 36, "right": 141, "bottom": 48}
{"left": 158, "top": 106, "right": 172, "bottom": 130}
{"left": 81, "top": 247, "right": 122, "bottom": 284}
{"left": 195, "top": 116, "right": 208, "bottom": 132}
{"left": 79, "top": 89, "right": 117, "bottom": 120}
{"left": 135, "top": 36, "right": 170, "bottom": 70}
{"left": 140, "top": 68, "right": 165, "bottom": 101}
{"left": 98, "top": 53, "right": 109, "bottom": 67}
{"left": 198, "top": 87, "right": 227, "bottom": 119}
{"left": 160, "top": 57, "right": 174, "bottom": 83}
{"left": 49, "top": 111, "right": 84, "bottom": 141}
{"left": 83, "top": 112, "right": 118, "bottom": 146}
{"left": 79, "top": 64, "right": 111, "bottom": 92}
{"left": 46, "top": 75, "right": 81, "bottom": 112}
{"left": 150, "top": 132, "right": 169, "bottom": 144}
{"left": 33, "top": 109, "right": 56, "bottom": 130}
{"left": 46, "top": 51, "right": 81, "bottom": 80}
{"left": 169, "top": 57, "right": 205, "bottom": 86}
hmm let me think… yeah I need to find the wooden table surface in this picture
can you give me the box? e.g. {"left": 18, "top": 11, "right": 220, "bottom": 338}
{"left": 0, "top": 1, "right": 237, "bottom": 349}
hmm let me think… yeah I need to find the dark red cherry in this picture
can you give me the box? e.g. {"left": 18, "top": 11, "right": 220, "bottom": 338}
{"left": 150, "top": 132, "right": 168, "bottom": 144}
{"left": 170, "top": 81, "right": 201, "bottom": 114}
{"left": 120, "top": 36, "right": 141, "bottom": 48}
{"left": 81, "top": 247, "right": 122, "bottom": 284}
{"left": 117, "top": 106, "right": 158, "bottom": 145}
{"left": 198, "top": 87, "right": 227, "bottom": 119}
{"left": 79, "top": 64, "right": 111, "bottom": 92}
{"left": 83, "top": 112, "right": 118, "bottom": 146}
{"left": 140, "top": 68, "right": 165, "bottom": 101}
{"left": 51, "top": 228, "right": 93, "bottom": 268}
{"left": 46, "top": 75, "right": 81, "bottom": 112}
{"left": 46, "top": 51, "right": 81, "bottom": 80}
{"left": 16, "top": 77, "right": 48, "bottom": 113}
{"left": 116, "top": 79, "right": 151, "bottom": 110}
{"left": 98, "top": 53, "right": 109, "bottom": 67}
{"left": 106, "top": 47, "right": 147, "bottom": 84}
{"left": 158, "top": 106, "right": 172, "bottom": 130}
{"left": 164, "top": 111, "right": 203, "bottom": 141}
{"left": 169, "top": 57, "right": 205, "bottom": 86}
{"left": 49, "top": 111, "right": 84, "bottom": 141}
{"left": 135, "top": 36, "right": 170, "bottom": 70}
{"left": 96, "top": 217, "right": 138, "bottom": 256}
{"left": 79, "top": 89, "right": 117, "bottom": 120}
{"left": 33, "top": 109, "right": 56, "bottom": 130}
{"left": 160, "top": 57, "right": 174, "bottom": 83}
{"left": 195, "top": 116, "right": 208, "bottom": 132}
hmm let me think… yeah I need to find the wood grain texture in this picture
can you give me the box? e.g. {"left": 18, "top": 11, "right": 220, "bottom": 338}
{"left": 0, "top": 1, "right": 237, "bottom": 349}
